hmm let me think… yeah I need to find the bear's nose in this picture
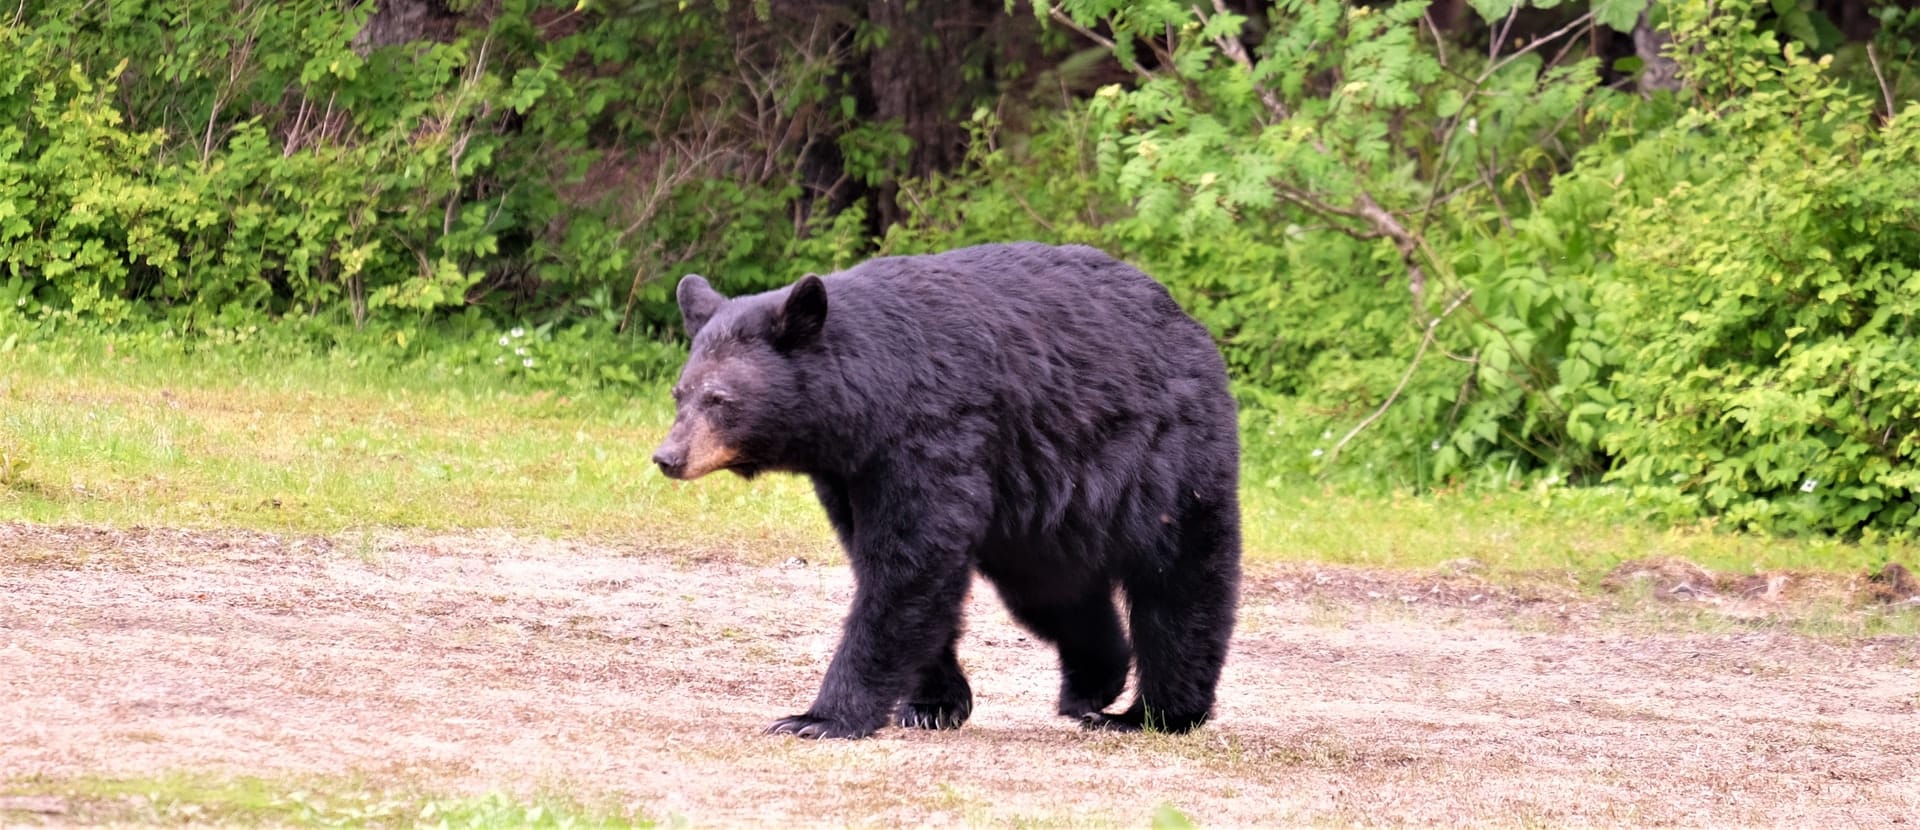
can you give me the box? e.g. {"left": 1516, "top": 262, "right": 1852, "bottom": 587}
{"left": 652, "top": 448, "right": 686, "bottom": 479}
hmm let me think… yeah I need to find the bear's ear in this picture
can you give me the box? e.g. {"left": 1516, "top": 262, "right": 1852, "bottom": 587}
{"left": 677, "top": 274, "right": 724, "bottom": 338}
{"left": 772, "top": 273, "right": 828, "bottom": 351}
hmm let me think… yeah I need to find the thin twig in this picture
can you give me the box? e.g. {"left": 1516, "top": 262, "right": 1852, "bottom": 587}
{"left": 618, "top": 255, "right": 655, "bottom": 334}
{"left": 1485, "top": 12, "right": 1594, "bottom": 80}
{"left": 1439, "top": 279, "right": 1571, "bottom": 421}
{"left": 1327, "top": 290, "right": 1474, "bottom": 464}
{"left": 1010, "top": 189, "right": 1058, "bottom": 233}
{"left": 1422, "top": 8, "right": 1449, "bottom": 70}
{"left": 1492, "top": 7, "right": 1519, "bottom": 61}
{"left": 1545, "top": 17, "right": 1587, "bottom": 70}
{"left": 1867, "top": 43, "right": 1896, "bottom": 125}
{"left": 1198, "top": 0, "right": 1289, "bottom": 121}
{"left": 1144, "top": 19, "right": 1178, "bottom": 72}
{"left": 1193, "top": 0, "right": 1426, "bottom": 294}
{"left": 1044, "top": 4, "right": 1152, "bottom": 79}
{"left": 203, "top": 0, "right": 261, "bottom": 163}
{"left": 1273, "top": 182, "right": 1369, "bottom": 223}
{"left": 1417, "top": 12, "right": 1595, "bottom": 238}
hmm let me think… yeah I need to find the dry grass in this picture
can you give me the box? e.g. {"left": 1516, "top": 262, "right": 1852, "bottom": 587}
{"left": 5, "top": 523, "right": 1918, "bottom": 826}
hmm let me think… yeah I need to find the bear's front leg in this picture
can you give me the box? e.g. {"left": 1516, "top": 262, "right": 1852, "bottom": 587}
{"left": 768, "top": 508, "right": 979, "bottom": 739}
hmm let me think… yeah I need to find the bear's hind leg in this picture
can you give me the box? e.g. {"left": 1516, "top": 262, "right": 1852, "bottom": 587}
{"left": 898, "top": 635, "right": 973, "bottom": 729}
{"left": 1000, "top": 586, "right": 1131, "bottom": 719}
{"left": 1084, "top": 500, "right": 1240, "bottom": 734}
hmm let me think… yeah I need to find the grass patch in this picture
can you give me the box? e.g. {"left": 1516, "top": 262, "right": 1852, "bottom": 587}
{"left": 2, "top": 329, "right": 1914, "bottom": 577}
{"left": 0, "top": 772, "right": 656, "bottom": 828}
{"left": 0, "top": 333, "right": 835, "bottom": 565}
{"left": 1595, "top": 582, "right": 1920, "bottom": 639}
{"left": 1243, "top": 484, "right": 1914, "bottom": 575}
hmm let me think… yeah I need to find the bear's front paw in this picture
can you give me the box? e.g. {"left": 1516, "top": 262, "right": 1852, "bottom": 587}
{"left": 897, "top": 699, "right": 971, "bottom": 730}
{"left": 765, "top": 713, "right": 877, "bottom": 740}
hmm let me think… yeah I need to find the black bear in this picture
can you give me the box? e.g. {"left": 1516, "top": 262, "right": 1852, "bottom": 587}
{"left": 652, "top": 242, "right": 1241, "bottom": 738}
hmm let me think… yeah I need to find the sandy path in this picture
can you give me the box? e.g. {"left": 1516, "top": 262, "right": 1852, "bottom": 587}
{"left": 2, "top": 523, "right": 1916, "bottom": 826}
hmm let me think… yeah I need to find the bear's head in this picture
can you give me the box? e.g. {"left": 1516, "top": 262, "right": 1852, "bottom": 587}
{"left": 651, "top": 272, "right": 828, "bottom": 480}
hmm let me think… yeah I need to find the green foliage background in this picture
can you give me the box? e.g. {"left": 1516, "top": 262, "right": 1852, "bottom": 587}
{"left": 3, "top": 0, "right": 1918, "bottom": 538}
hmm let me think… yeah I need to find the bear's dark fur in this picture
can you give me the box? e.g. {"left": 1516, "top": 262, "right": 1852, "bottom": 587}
{"left": 652, "top": 242, "right": 1241, "bottom": 739}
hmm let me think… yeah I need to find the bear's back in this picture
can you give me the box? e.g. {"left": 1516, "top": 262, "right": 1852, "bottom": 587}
{"left": 824, "top": 242, "right": 1220, "bottom": 394}
{"left": 818, "top": 243, "right": 1236, "bottom": 549}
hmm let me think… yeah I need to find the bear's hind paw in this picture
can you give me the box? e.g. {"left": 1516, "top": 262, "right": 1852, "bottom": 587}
{"left": 1057, "top": 693, "right": 1116, "bottom": 719}
{"left": 1079, "top": 707, "right": 1207, "bottom": 734}
{"left": 1078, "top": 711, "right": 1143, "bottom": 733}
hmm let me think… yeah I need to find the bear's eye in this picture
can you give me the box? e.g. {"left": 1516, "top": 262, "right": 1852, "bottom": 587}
{"left": 700, "top": 390, "right": 731, "bottom": 407}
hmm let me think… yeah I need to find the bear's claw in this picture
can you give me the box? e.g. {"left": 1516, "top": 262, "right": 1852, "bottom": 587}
{"left": 765, "top": 714, "right": 875, "bottom": 740}
{"left": 897, "top": 701, "right": 971, "bottom": 730}
{"left": 1078, "top": 711, "right": 1143, "bottom": 733}
{"left": 1079, "top": 707, "right": 1208, "bottom": 734}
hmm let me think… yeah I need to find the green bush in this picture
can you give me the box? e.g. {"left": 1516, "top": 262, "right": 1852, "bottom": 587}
{"left": 1577, "top": 0, "right": 1920, "bottom": 536}
{"left": 0, "top": 0, "right": 877, "bottom": 388}
{"left": 892, "top": 0, "right": 1645, "bottom": 490}
{"left": 5, "top": 0, "right": 1916, "bottom": 539}
{"left": 889, "top": 0, "right": 1920, "bottom": 537}
{"left": 0, "top": 9, "right": 514, "bottom": 329}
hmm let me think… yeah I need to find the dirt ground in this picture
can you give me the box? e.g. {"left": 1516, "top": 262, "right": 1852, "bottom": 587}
{"left": 2, "top": 522, "right": 1917, "bottom": 827}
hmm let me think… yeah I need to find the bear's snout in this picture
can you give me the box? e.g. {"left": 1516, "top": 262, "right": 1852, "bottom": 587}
{"left": 652, "top": 442, "right": 688, "bottom": 479}
{"left": 651, "top": 415, "right": 741, "bottom": 480}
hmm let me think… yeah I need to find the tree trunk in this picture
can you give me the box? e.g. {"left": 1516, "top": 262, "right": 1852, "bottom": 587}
{"left": 863, "top": 0, "right": 994, "bottom": 228}
{"left": 352, "top": 0, "right": 461, "bottom": 53}
{"left": 1631, "top": 7, "right": 1682, "bottom": 95}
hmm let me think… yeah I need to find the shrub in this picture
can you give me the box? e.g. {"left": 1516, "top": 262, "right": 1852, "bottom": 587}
{"left": 1579, "top": 0, "right": 1920, "bottom": 536}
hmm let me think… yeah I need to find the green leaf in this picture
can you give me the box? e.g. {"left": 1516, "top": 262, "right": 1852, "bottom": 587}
{"left": 1593, "top": 0, "right": 1651, "bottom": 31}
{"left": 1468, "top": 0, "right": 1519, "bottom": 24}
{"left": 1778, "top": 9, "right": 1819, "bottom": 47}
{"left": 1150, "top": 804, "right": 1196, "bottom": 830}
